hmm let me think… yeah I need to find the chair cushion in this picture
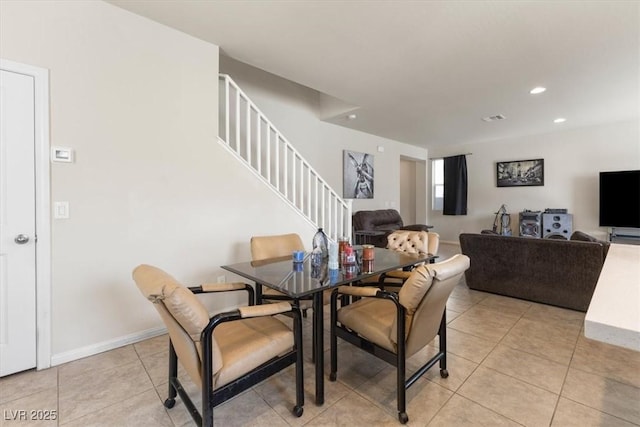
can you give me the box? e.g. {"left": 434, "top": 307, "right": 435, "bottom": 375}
{"left": 390, "top": 266, "right": 434, "bottom": 344}
{"left": 397, "top": 266, "right": 434, "bottom": 312}
{"left": 337, "top": 298, "right": 397, "bottom": 352}
{"left": 387, "top": 230, "right": 429, "bottom": 254}
{"left": 133, "top": 265, "right": 209, "bottom": 340}
{"left": 133, "top": 264, "right": 224, "bottom": 381}
{"left": 213, "top": 317, "right": 294, "bottom": 388}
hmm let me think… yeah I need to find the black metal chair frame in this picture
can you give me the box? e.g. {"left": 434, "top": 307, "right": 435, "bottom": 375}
{"left": 255, "top": 283, "right": 311, "bottom": 317}
{"left": 162, "top": 284, "right": 304, "bottom": 427}
{"left": 329, "top": 289, "right": 448, "bottom": 424}
{"left": 255, "top": 282, "right": 323, "bottom": 363}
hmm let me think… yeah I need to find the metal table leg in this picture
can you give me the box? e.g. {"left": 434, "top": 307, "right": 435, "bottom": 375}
{"left": 313, "top": 291, "right": 324, "bottom": 405}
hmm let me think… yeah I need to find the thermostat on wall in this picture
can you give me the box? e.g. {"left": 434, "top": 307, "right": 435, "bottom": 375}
{"left": 51, "top": 146, "right": 74, "bottom": 163}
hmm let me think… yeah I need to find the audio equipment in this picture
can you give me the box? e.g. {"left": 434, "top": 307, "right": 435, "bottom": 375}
{"left": 519, "top": 210, "right": 542, "bottom": 238}
{"left": 492, "top": 204, "right": 512, "bottom": 236}
{"left": 544, "top": 208, "right": 568, "bottom": 214}
{"left": 543, "top": 213, "right": 573, "bottom": 240}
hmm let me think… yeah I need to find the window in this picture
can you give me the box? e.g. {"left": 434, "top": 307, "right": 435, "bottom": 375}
{"left": 432, "top": 158, "right": 444, "bottom": 210}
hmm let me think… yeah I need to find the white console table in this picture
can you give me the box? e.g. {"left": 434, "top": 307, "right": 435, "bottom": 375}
{"left": 584, "top": 243, "right": 640, "bottom": 351}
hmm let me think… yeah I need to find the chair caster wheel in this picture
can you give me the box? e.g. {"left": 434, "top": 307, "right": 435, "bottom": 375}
{"left": 440, "top": 369, "right": 449, "bottom": 378}
{"left": 399, "top": 412, "right": 409, "bottom": 424}
{"left": 164, "top": 398, "right": 176, "bottom": 408}
{"left": 329, "top": 372, "right": 337, "bottom": 381}
{"left": 293, "top": 405, "right": 304, "bottom": 417}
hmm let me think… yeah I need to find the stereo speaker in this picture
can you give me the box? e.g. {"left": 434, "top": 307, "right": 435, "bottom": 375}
{"left": 519, "top": 211, "right": 542, "bottom": 238}
{"left": 542, "top": 213, "right": 573, "bottom": 240}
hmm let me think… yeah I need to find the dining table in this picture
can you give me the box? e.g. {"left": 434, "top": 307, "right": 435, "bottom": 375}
{"left": 221, "top": 247, "right": 434, "bottom": 405}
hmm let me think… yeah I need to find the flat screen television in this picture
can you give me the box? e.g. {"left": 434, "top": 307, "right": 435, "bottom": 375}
{"left": 599, "top": 170, "right": 640, "bottom": 229}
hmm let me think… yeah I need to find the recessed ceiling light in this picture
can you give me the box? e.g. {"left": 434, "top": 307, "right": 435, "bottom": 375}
{"left": 530, "top": 87, "right": 547, "bottom": 95}
{"left": 554, "top": 118, "right": 566, "bottom": 123}
{"left": 347, "top": 114, "right": 357, "bottom": 120}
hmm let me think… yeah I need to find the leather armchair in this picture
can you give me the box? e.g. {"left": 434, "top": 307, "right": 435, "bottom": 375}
{"left": 132, "top": 264, "right": 304, "bottom": 426}
{"left": 251, "top": 233, "right": 313, "bottom": 315}
{"left": 358, "top": 230, "right": 440, "bottom": 290}
{"left": 329, "top": 254, "right": 470, "bottom": 424}
{"left": 352, "top": 209, "right": 432, "bottom": 247}
{"left": 251, "top": 233, "right": 332, "bottom": 363}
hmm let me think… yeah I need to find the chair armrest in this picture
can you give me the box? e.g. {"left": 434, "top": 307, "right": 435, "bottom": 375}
{"left": 189, "top": 282, "right": 255, "bottom": 306}
{"left": 334, "top": 285, "right": 380, "bottom": 297}
{"left": 190, "top": 282, "right": 250, "bottom": 293}
{"left": 202, "top": 302, "right": 298, "bottom": 338}
{"left": 383, "top": 270, "right": 411, "bottom": 280}
{"left": 333, "top": 285, "right": 399, "bottom": 304}
{"left": 238, "top": 302, "right": 292, "bottom": 318}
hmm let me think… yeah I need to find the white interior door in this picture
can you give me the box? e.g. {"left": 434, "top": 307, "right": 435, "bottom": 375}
{"left": 0, "top": 69, "right": 37, "bottom": 376}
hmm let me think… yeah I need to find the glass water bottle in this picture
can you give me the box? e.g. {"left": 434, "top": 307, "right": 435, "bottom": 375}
{"left": 312, "top": 228, "right": 329, "bottom": 259}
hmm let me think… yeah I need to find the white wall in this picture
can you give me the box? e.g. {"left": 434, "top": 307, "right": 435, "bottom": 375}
{"left": 0, "top": 0, "right": 317, "bottom": 363}
{"left": 0, "top": 0, "right": 429, "bottom": 364}
{"left": 219, "top": 56, "right": 429, "bottom": 220}
{"left": 428, "top": 119, "right": 640, "bottom": 242}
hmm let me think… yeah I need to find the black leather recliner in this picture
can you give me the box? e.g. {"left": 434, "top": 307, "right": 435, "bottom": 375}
{"left": 352, "top": 209, "right": 432, "bottom": 247}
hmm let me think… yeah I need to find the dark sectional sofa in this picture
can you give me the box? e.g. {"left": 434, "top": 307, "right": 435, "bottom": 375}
{"left": 458, "top": 233, "right": 609, "bottom": 311}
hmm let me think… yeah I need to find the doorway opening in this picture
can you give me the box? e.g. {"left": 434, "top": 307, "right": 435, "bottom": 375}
{"left": 399, "top": 156, "right": 427, "bottom": 225}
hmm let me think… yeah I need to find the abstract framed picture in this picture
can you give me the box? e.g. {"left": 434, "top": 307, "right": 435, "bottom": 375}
{"left": 343, "top": 150, "right": 374, "bottom": 199}
{"left": 496, "top": 158, "right": 544, "bottom": 187}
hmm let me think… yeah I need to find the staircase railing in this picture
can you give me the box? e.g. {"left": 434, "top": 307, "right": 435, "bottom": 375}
{"left": 218, "top": 74, "right": 352, "bottom": 242}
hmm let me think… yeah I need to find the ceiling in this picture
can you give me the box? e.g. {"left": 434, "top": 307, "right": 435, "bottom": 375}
{"left": 108, "top": 0, "right": 639, "bottom": 148}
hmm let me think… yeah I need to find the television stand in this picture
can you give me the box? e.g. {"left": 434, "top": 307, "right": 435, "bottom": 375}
{"left": 609, "top": 227, "right": 640, "bottom": 245}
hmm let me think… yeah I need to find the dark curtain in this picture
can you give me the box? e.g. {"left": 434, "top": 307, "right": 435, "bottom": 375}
{"left": 443, "top": 155, "right": 468, "bottom": 215}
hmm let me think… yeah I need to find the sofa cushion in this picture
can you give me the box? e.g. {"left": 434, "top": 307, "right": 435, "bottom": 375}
{"left": 570, "top": 231, "right": 610, "bottom": 259}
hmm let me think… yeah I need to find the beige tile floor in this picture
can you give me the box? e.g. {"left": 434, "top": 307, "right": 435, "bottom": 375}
{"left": 1, "top": 243, "right": 639, "bottom": 426}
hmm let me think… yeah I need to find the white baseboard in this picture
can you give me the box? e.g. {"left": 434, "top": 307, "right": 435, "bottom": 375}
{"left": 50, "top": 326, "right": 167, "bottom": 367}
{"left": 440, "top": 240, "right": 461, "bottom": 246}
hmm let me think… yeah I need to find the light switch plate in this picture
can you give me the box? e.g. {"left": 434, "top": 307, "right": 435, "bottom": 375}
{"left": 51, "top": 146, "right": 74, "bottom": 163}
{"left": 54, "top": 201, "right": 69, "bottom": 219}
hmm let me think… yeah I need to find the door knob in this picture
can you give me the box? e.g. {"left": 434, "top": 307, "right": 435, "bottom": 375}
{"left": 14, "top": 234, "right": 29, "bottom": 244}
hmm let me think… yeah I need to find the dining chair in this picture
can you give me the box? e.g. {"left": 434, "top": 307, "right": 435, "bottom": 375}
{"left": 251, "top": 233, "right": 332, "bottom": 362}
{"left": 132, "top": 264, "right": 304, "bottom": 427}
{"left": 329, "top": 254, "right": 470, "bottom": 424}
{"left": 359, "top": 230, "right": 440, "bottom": 290}
{"left": 250, "top": 233, "right": 313, "bottom": 316}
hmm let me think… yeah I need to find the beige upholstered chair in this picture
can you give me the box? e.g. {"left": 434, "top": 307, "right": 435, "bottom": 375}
{"left": 360, "top": 230, "right": 440, "bottom": 289}
{"left": 251, "top": 233, "right": 332, "bottom": 362}
{"left": 329, "top": 254, "right": 470, "bottom": 424}
{"left": 250, "top": 233, "right": 313, "bottom": 314}
{"left": 251, "top": 233, "right": 333, "bottom": 307}
{"left": 387, "top": 229, "right": 439, "bottom": 256}
{"left": 132, "top": 264, "right": 304, "bottom": 427}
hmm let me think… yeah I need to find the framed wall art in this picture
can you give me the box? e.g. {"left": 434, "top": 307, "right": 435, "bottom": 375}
{"left": 496, "top": 158, "right": 544, "bottom": 187}
{"left": 343, "top": 150, "right": 374, "bottom": 199}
